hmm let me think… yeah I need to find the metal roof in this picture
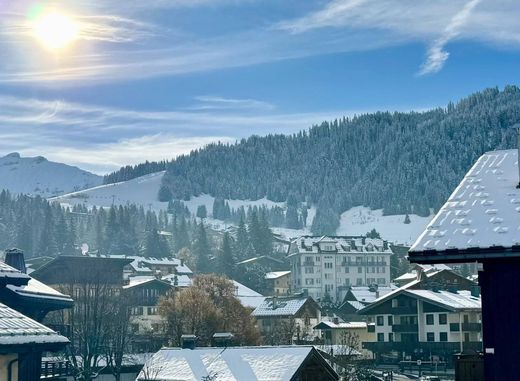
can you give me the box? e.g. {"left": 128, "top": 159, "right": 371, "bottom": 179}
{"left": 0, "top": 303, "right": 69, "bottom": 346}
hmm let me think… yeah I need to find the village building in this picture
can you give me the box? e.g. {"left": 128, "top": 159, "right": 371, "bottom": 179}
{"left": 408, "top": 148, "right": 520, "bottom": 380}
{"left": 314, "top": 318, "right": 375, "bottom": 358}
{"left": 137, "top": 345, "right": 339, "bottom": 381}
{"left": 0, "top": 249, "right": 72, "bottom": 380}
{"left": 252, "top": 296, "right": 321, "bottom": 344}
{"left": 288, "top": 236, "right": 392, "bottom": 303}
{"left": 358, "top": 286, "right": 482, "bottom": 365}
{"left": 265, "top": 270, "right": 291, "bottom": 296}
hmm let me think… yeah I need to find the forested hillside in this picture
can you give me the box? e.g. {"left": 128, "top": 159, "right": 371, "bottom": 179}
{"left": 159, "top": 86, "right": 518, "bottom": 217}
{"left": 100, "top": 86, "right": 520, "bottom": 235}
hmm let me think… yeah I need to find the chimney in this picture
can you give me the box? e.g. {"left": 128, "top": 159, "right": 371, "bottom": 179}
{"left": 471, "top": 284, "right": 481, "bottom": 298}
{"left": 181, "top": 334, "right": 197, "bottom": 350}
{"left": 271, "top": 296, "right": 278, "bottom": 310}
{"left": 180, "top": 258, "right": 184, "bottom": 267}
{"left": 333, "top": 317, "right": 339, "bottom": 325}
{"left": 212, "top": 332, "right": 234, "bottom": 347}
{"left": 4, "top": 248, "right": 26, "bottom": 273}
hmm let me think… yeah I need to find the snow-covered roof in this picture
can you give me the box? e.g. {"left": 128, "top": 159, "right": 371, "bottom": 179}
{"left": 232, "top": 281, "right": 265, "bottom": 309}
{"left": 7, "top": 278, "right": 73, "bottom": 302}
{"left": 346, "top": 285, "right": 398, "bottom": 303}
{"left": 290, "top": 236, "right": 392, "bottom": 256}
{"left": 314, "top": 320, "right": 367, "bottom": 330}
{"left": 0, "top": 261, "right": 30, "bottom": 281}
{"left": 252, "top": 297, "right": 313, "bottom": 317}
{"left": 406, "top": 289, "right": 481, "bottom": 310}
{"left": 394, "top": 264, "right": 452, "bottom": 283}
{"left": 410, "top": 149, "right": 520, "bottom": 261}
{"left": 359, "top": 287, "right": 480, "bottom": 315}
{"left": 104, "top": 254, "right": 193, "bottom": 275}
{"left": 265, "top": 271, "right": 291, "bottom": 280}
{"left": 0, "top": 303, "right": 69, "bottom": 346}
{"left": 162, "top": 274, "right": 193, "bottom": 288}
{"left": 138, "top": 346, "right": 336, "bottom": 381}
{"left": 341, "top": 300, "right": 365, "bottom": 311}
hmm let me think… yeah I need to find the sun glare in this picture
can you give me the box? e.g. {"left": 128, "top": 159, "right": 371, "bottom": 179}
{"left": 32, "top": 11, "right": 79, "bottom": 51}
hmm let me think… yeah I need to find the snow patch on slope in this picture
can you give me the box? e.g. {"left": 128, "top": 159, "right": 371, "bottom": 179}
{"left": 52, "top": 170, "right": 432, "bottom": 245}
{"left": 0, "top": 152, "right": 102, "bottom": 197}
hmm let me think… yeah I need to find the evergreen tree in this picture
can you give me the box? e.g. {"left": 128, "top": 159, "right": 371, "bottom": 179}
{"left": 218, "top": 232, "right": 235, "bottom": 277}
{"left": 404, "top": 214, "right": 411, "bottom": 224}
{"left": 193, "top": 222, "right": 211, "bottom": 273}
{"left": 158, "top": 184, "right": 172, "bottom": 202}
{"left": 196, "top": 205, "right": 207, "bottom": 220}
{"left": 235, "top": 216, "right": 249, "bottom": 261}
{"left": 285, "top": 205, "right": 301, "bottom": 229}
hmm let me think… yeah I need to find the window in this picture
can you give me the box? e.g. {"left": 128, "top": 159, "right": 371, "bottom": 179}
{"left": 344, "top": 267, "right": 349, "bottom": 273}
{"left": 427, "top": 332, "right": 435, "bottom": 342}
{"left": 388, "top": 333, "right": 394, "bottom": 342}
{"left": 439, "top": 314, "right": 447, "bottom": 325}
{"left": 464, "top": 333, "right": 470, "bottom": 342}
{"left": 356, "top": 278, "right": 363, "bottom": 286}
{"left": 388, "top": 316, "right": 393, "bottom": 326}
{"left": 377, "top": 333, "right": 384, "bottom": 342}
{"left": 305, "top": 278, "right": 314, "bottom": 285}
{"left": 147, "top": 307, "right": 157, "bottom": 315}
{"left": 324, "top": 273, "right": 332, "bottom": 280}
{"left": 376, "top": 316, "right": 384, "bottom": 326}
{"left": 392, "top": 299, "right": 398, "bottom": 308}
{"left": 305, "top": 267, "right": 314, "bottom": 274}
{"left": 358, "top": 267, "right": 363, "bottom": 274}
{"left": 440, "top": 332, "right": 448, "bottom": 342}
{"left": 426, "top": 314, "right": 434, "bottom": 325}
{"left": 344, "top": 278, "right": 350, "bottom": 286}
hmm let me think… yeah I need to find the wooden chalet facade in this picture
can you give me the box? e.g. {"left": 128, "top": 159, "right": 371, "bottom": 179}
{"left": 252, "top": 296, "right": 321, "bottom": 344}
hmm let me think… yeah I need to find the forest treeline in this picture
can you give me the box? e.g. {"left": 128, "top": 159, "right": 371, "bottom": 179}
{"left": 104, "top": 86, "right": 519, "bottom": 225}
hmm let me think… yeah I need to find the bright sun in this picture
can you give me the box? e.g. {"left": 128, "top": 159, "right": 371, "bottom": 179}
{"left": 32, "top": 11, "right": 79, "bottom": 51}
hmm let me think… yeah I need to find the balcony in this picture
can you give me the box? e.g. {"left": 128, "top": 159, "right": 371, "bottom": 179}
{"left": 450, "top": 322, "right": 482, "bottom": 332}
{"left": 392, "top": 324, "right": 419, "bottom": 333}
{"left": 41, "top": 360, "right": 71, "bottom": 379}
{"left": 363, "top": 340, "right": 482, "bottom": 354}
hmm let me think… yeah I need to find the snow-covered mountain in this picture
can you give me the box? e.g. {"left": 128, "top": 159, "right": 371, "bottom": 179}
{"left": 0, "top": 153, "right": 102, "bottom": 197}
{"left": 53, "top": 170, "right": 432, "bottom": 245}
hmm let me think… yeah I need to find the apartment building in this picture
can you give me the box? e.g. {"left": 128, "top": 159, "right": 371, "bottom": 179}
{"left": 288, "top": 236, "right": 392, "bottom": 302}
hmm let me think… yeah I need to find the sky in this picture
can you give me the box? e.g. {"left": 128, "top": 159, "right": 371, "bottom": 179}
{"left": 1, "top": 0, "right": 520, "bottom": 173}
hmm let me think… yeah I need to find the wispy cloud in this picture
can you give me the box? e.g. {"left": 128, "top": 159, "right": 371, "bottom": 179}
{"left": 418, "top": 0, "right": 481, "bottom": 75}
{"left": 190, "top": 96, "right": 276, "bottom": 111}
{"left": 0, "top": 94, "right": 363, "bottom": 173}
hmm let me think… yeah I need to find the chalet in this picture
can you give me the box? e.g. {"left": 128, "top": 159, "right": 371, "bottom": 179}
{"left": 408, "top": 148, "right": 520, "bottom": 380}
{"left": 137, "top": 346, "right": 339, "bottom": 381}
{"left": 358, "top": 287, "right": 482, "bottom": 365}
{"left": 123, "top": 278, "right": 175, "bottom": 351}
{"left": 288, "top": 236, "right": 392, "bottom": 303}
{"left": 0, "top": 303, "right": 69, "bottom": 381}
{"left": 252, "top": 296, "right": 321, "bottom": 344}
{"left": 265, "top": 270, "right": 291, "bottom": 296}
{"left": 314, "top": 318, "right": 375, "bottom": 358}
{"left": 0, "top": 249, "right": 72, "bottom": 380}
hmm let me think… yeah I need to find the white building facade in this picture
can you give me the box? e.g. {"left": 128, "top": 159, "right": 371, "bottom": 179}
{"left": 288, "top": 236, "right": 392, "bottom": 303}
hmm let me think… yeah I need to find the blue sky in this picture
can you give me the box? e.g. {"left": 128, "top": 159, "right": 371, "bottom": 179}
{"left": 1, "top": 0, "right": 520, "bottom": 173}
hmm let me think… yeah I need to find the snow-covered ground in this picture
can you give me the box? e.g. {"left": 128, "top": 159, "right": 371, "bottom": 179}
{"left": 0, "top": 152, "right": 102, "bottom": 197}
{"left": 52, "top": 171, "right": 432, "bottom": 245}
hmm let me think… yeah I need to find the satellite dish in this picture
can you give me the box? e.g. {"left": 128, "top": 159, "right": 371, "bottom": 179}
{"left": 81, "top": 243, "right": 89, "bottom": 255}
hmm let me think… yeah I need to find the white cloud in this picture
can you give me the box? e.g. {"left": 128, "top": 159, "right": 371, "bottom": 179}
{"left": 418, "top": 0, "right": 481, "bottom": 75}
{"left": 0, "top": 94, "right": 372, "bottom": 172}
{"left": 191, "top": 96, "right": 276, "bottom": 111}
